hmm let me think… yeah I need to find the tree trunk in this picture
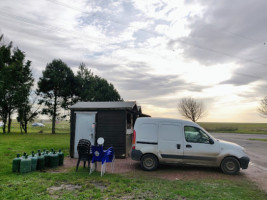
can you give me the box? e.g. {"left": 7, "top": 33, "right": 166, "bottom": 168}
{"left": 52, "top": 94, "right": 57, "bottom": 134}
{"left": 20, "top": 122, "right": 23, "bottom": 134}
{"left": 20, "top": 121, "right": 27, "bottom": 134}
{"left": 2, "top": 113, "right": 7, "bottom": 134}
{"left": 2, "top": 124, "right": 6, "bottom": 134}
{"left": 7, "top": 111, "right": 12, "bottom": 133}
{"left": 25, "top": 121, "right": 28, "bottom": 134}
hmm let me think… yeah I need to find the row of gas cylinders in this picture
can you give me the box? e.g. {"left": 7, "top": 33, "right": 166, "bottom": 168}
{"left": 12, "top": 149, "right": 64, "bottom": 173}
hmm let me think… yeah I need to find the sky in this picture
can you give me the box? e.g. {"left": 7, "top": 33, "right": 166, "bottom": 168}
{"left": 0, "top": 0, "right": 267, "bottom": 123}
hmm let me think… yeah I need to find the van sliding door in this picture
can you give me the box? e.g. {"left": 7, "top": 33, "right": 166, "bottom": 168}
{"left": 158, "top": 122, "right": 183, "bottom": 163}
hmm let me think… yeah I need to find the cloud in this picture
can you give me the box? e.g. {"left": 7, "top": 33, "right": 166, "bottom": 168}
{"left": 1, "top": 0, "right": 267, "bottom": 122}
{"left": 170, "top": 0, "right": 267, "bottom": 89}
{"left": 99, "top": 65, "right": 205, "bottom": 101}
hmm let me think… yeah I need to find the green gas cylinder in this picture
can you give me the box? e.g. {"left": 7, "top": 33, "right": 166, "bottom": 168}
{"left": 49, "top": 151, "right": 59, "bottom": 168}
{"left": 44, "top": 151, "right": 50, "bottom": 167}
{"left": 35, "top": 149, "right": 41, "bottom": 157}
{"left": 36, "top": 152, "right": 45, "bottom": 170}
{"left": 12, "top": 154, "right": 21, "bottom": 172}
{"left": 49, "top": 148, "right": 54, "bottom": 155}
{"left": 30, "top": 152, "right": 37, "bottom": 171}
{"left": 42, "top": 149, "right": 46, "bottom": 155}
{"left": 20, "top": 155, "right": 31, "bottom": 173}
{"left": 21, "top": 152, "right": 27, "bottom": 159}
{"left": 58, "top": 149, "right": 64, "bottom": 166}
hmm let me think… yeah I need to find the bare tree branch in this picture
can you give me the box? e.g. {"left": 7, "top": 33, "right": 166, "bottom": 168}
{"left": 178, "top": 97, "right": 206, "bottom": 122}
{"left": 258, "top": 96, "right": 267, "bottom": 118}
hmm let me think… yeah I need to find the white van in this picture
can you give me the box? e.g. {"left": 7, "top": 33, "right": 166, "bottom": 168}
{"left": 131, "top": 117, "right": 250, "bottom": 175}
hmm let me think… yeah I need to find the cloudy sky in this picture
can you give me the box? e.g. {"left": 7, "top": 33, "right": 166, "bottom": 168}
{"left": 1, "top": 0, "right": 267, "bottom": 122}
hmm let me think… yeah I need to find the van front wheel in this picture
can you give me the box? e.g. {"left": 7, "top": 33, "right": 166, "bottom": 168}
{"left": 221, "top": 157, "right": 240, "bottom": 175}
{"left": 140, "top": 154, "right": 158, "bottom": 171}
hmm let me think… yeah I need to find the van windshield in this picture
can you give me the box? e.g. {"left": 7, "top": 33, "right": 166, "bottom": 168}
{"left": 199, "top": 126, "right": 217, "bottom": 141}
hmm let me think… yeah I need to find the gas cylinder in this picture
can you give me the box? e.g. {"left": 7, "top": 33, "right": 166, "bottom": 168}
{"left": 30, "top": 152, "right": 37, "bottom": 171}
{"left": 20, "top": 155, "right": 31, "bottom": 173}
{"left": 21, "top": 152, "right": 27, "bottom": 159}
{"left": 35, "top": 149, "right": 41, "bottom": 157}
{"left": 58, "top": 149, "right": 64, "bottom": 166}
{"left": 49, "top": 148, "right": 54, "bottom": 155}
{"left": 42, "top": 149, "right": 46, "bottom": 155}
{"left": 44, "top": 151, "right": 50, "bottom": 167}
{"left": 36, "top": 152, "right": 45, "bottom": 170}
{"left": 12, "top": 154, "right": 21, "bottom": 172}
{"left": 49, "top": 151, "right": 59, "bottom": 168}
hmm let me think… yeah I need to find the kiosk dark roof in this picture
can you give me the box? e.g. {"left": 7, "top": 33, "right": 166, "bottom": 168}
{"left": 70, "top": 101, "right": 137, "bottom": 110}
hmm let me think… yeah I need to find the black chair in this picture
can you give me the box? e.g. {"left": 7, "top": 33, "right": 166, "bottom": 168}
{"left": 76, "top": 139, "right": 91, "bottom": 172}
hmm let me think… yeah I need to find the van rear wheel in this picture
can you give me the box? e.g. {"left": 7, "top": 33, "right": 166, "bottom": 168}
{"left": 221, "top": 157, "right": 240, "bottom": 175}
{"left": 140, "top": 154, "right": 158, "bottom": 171}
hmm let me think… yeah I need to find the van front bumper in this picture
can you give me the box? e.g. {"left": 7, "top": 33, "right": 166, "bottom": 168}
{"left": 131, "top": 149, "right": 143, "bottom": 161}
{"left": 240, "top": 156, "right": 250, "bottom": 169}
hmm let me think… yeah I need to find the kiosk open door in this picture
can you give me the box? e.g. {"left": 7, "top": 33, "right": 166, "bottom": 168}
{"left": 74, "top": 112, "right": 97, "bottom": 158}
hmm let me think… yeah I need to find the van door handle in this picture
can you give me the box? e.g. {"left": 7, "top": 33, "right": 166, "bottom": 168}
{"left": 176, "top": 144, "right": 181, "bottom": 149}
{"left": 186, "top": 145, "right": 192, "bottom": 148}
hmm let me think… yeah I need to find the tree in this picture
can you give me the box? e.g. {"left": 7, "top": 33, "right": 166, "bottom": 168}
{"left": 92, "top": 75, "right": 122, "bottom": 101}
{"left": 0, "top": 34, "right": 12, "bottom": 70}
{"left": 17, "top": 94, "right": 40, "bottom": 134}
{"left": 37, "top": 59, "right": 75, "bottom": 134}
{"left": 0, "top": 35, "right": 34, "bottom": 133}
{"left": 258, "top": 96, "right": 267, "bottom": 118}
{"left": 178, "top": 97, "right": 206, "bottom": 122}
{"left": 0, "top": 35, "right": 12, "bottom": 133}
{"left": 74, "top": 63, "right": 95, "bottom": 102}
{"left": 75, "top": 63, "right": 122, "bottom": 102}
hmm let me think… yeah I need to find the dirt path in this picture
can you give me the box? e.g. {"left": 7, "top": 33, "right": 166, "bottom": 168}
{"left": 245, "top": 163, "right": 267, "bottom": 192}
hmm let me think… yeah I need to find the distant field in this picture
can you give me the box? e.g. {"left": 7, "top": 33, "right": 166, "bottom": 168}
{"left": 0, "top": 121, "right": 70, "bottom": 135}
{"left": 199, "top": 122, "right": 267, "bottom": 134}
{"left": 1, "top": 121, "right": 267, "bottom": 135}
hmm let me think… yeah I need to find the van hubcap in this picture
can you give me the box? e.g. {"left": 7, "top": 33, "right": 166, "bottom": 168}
{"left": 144, "top": 158, "right": 154, "bottom": 168}
{"left": 226, "top": 161, "right": 235, "bottom": 171}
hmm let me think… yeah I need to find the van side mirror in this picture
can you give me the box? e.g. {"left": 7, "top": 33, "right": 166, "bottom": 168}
{"left": 209, "top": 138, "right": 214, "bottom": 144}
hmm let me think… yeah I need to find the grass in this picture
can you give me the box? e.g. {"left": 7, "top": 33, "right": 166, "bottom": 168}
{"left": 1, "top": 172, "right": 266, "bottom": 200}
{"left": 248, "top": 138, "right": 267, "bottom": 142}
{"left": 0, "top": 122, "right": 70, "bottom": 176}
{"left": 0, "top": 121, "right": 70, "bottom": 134}
{"left": 199, "top": 122, "right": 267, "bottom": 134}
{"left": 0, "top": 122, "right": 267, "bottom": 199}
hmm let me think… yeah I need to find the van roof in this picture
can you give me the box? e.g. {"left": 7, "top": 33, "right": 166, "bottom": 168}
{"left": 136, "top": 117, "right": 201, "bottom": 127}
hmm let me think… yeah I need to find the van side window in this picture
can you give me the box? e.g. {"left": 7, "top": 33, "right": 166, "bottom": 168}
{"left": 184, "top": 126, "right": 210, "bottom": 144}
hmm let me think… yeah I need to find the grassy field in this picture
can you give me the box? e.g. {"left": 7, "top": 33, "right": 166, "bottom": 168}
{"left": 248, "top": 138, "right": 267, "bottom": 141}
{"left": 2, "top": 121, "right": 267, "bottom": 135}
{"left": 199, "top": 122, "right": 267, "bottom": 134}
{"left": 0, "top": 122, "right": 267, "bottom": 199}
